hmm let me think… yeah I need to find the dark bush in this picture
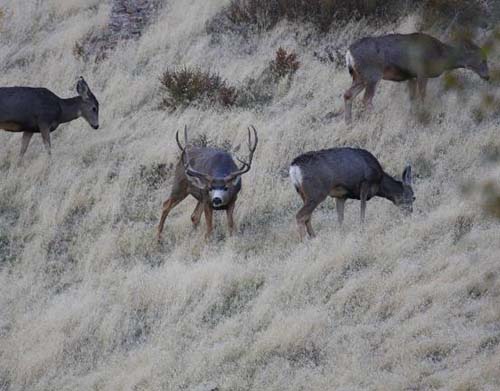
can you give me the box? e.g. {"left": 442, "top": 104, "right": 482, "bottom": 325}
{"left": 207, "top": 0, "right": 409, "bottom": 34}
{"left": 207, "top": 0, "right": 490, "bottom": 35}
{"left": 270, "top": 47, "right": 300, "bottom": 79}
{"left": 159, "top": 67, "right": 238, "bottom": 110}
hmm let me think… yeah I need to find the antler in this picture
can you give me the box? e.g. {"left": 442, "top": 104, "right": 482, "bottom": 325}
{"left": 176, "top": 125, "right": 213, "bottom": 181}
{"left": 225, "top": 125, "right": 258, "bottom": 182}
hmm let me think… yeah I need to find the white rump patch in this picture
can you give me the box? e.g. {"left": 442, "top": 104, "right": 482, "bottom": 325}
{"left": 289, "top": 165, "right": 303, "bottom": 188}
{"left": 345, "top": 50, "right": 355, "bottom": 69}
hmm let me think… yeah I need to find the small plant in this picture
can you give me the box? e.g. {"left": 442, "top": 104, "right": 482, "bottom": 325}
{"left": 480, "top": 181, "right": 500, "bottom": 219}
{"left": 0, "top": 8, "right": 4, "bottom": 31}
{"left": 270, "top": 48, "right": 300, "bottom": 80}
{"left": 159, "top": 67, "right": 237, "bottom": 110}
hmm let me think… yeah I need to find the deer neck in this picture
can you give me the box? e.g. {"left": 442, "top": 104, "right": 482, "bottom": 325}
{"left": 445, "top": 44, "right": 467, "bottom": 70}
{"left": 377, "top": 173, "right": 403, "bottom": 204}
{"left": 59, "top": 96, "right": 83, "bottom": 124}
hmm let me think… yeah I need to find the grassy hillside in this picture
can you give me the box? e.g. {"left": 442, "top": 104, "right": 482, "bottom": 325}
{"left": 1, "top": 1, "right": 499, "bottom": 390}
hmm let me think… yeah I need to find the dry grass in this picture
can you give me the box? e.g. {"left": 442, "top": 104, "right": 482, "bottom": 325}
{"left": 0, "top": 1, "right": 500, "bottom": 390}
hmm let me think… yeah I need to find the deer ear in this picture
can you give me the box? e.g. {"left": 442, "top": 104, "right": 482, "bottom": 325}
{"left": 76, "top": 77, "right": 90, "bottom": 99}
{"left": 402, "top": 165, "right": 412, "bottom": 185}
{"left": 186, "top": 173, "right": 207, "bottom": 190}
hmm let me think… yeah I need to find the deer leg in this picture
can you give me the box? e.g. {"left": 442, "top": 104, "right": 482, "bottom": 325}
{"left": 40, "top": 128, "right": 51, "bottom": 156}
{"left": 226, "top": 200, "right": 236, "bottom": 236}
{"left": 417, "top": 77, "right": 427, "bottom": 101}
{"left": 336, "top": 198, "right": 346, "bottom": 225}
{"left": 344, "top": 79, "right": 365, "bottom": 124}
{"left": 408, "top": 79, "right": 417, "bottom": 102}
{"left": 296, "top": 200, "right": 320, "bottom": 240}
{"left": 190, "top": 201, "right": 203, "bottom": 228}
{"left": 360, "top": 183, "right": 369, "bottom": 223}
{"left": 18, "top": 131, "right": 34, "bottom": 165}
{"left": 305, "top": 218, "right": 315, "bottom": 238}
{"left": 362, "top": 81, "right": 378, "bottom": 112}
{"left": 157, "top": 194, "right": 187, "bottom": 240}
{"left": 204, "top": 203, "right": 214, "bottom": 240}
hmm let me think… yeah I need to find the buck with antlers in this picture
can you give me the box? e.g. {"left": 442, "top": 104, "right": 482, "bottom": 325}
{"left": 157, "top": 126, "right": 258, "bottom": 240}
{"left": 344, "top": 32, "right": 490, "bottom": 123}
{"left": 0, "top": 77, "right": 99, "bottom": 162}
{"left": 290, "top": 147, "right": 415, "bottom": 240}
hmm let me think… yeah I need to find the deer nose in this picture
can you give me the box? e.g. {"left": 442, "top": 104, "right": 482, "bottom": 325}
{"left": 212, "top": 197, "right": 222, "bottom": 206}
{"left": 93, "top": 124, "right": 99, "bottom": 129}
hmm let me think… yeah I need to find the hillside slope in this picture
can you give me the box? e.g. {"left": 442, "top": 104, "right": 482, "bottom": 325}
{"left": 0, "top": 1, "right": 499, "bottom": 390}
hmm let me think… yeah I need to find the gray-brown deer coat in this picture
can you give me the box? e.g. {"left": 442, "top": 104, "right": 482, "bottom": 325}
{"left": 290, "top": 147, "right": 414, "bottom": 239}
{"left": 0, "top": 77, "right": 99, "bottom": 161}
{"left": 344, "top": 33, "right": 489, "bottom": 123}
{"left": 157, "top": 126, "right": 257, "bottom": 240}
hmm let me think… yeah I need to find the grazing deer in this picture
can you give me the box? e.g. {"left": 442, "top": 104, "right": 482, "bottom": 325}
{"left": 289, "top": 147, "right": 414, "bottom": 240}
{"left": 157, "top": 126, "right": 258, "bottom": 240}
{"left": 0, "top": 77, "right": 99, "bottom": 161}
{"left": 344, "top": 32, "right": 490, "bottom": 123}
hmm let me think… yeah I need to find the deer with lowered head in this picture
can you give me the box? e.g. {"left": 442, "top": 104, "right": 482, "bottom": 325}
{"left": 290, "top": 147, "right": 414, "bottom": 240}
{"left": 0, "top": 77, "right": 99, "bottom": 162}
{"left": 344, "top": 32, "right": 490, "bottom": 123}
{"left": 157, "top": 126, "right": 258, "bottom": 240}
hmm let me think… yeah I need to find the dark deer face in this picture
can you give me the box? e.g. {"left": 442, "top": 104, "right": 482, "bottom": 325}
{"left": 77, "top": 77, "right": 100, "bottom": 129}
{"left": 208, "top": 177, "right": 241, "bottom": 208}
{"left": 394, "top": 165, "right": 415, "bottom": 214}
{"left": 460, "top": 40, "right": 489, "bottom": 81}
{"left": 185, "top": 174, "right": 241, "bottom": 208}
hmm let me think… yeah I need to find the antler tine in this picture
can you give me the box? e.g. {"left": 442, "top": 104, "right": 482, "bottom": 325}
{"left": 175, "top": 129, "right": 184, "bottom": 152}
{"left": 235, "top": 156, "right": 250, "bottom": 169}
{"left": 225, "top": 126, "right": 258, "bottom": 182}
{"left": 248, "top": 125, "right": 258, "bottom": 153}
{"left": 178, "top": 125, "right": 212, "bottom": 181}
{"left": 183, "top": 124, "right": 188, "bottom": 148}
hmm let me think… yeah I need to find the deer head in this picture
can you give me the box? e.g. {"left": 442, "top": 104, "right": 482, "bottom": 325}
{"left": 176, "top": 125, "right": 258, "bottom": 208}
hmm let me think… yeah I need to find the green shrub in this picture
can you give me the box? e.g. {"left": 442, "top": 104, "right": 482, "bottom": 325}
{"left": 159, "top": 67, "right": 237, "bottom": 110}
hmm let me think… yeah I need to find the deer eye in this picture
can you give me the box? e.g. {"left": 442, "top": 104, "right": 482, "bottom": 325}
{"left": 92, "top": 107, "right": 97, "bottom": 112}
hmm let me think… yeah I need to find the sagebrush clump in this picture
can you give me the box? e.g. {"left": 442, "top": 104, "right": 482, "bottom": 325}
{"left": 159, "top": 67, "right": 237, "bottom": 110}
{"left": 270, "top": 48, "right": 300, "bottom": 80}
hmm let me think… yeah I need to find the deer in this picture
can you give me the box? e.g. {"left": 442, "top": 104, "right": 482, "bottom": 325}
{"left": 0, "top": 77, "right": 99, "bottom": 162}
{"left": 157, "top": 125, "right": 258, "bottom": 240}
{"left": 343, "top": 32, "right": 490, "bottom": 123}
{"left": 289, "top": 147, "right": 414, "bottom": 240}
